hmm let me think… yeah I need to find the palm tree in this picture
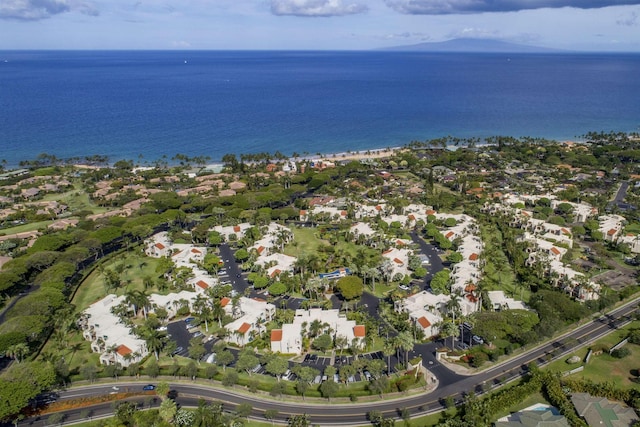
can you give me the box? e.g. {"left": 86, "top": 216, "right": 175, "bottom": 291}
{"left": 193, "top": 295, "right": 212, "bottom": 332}
{"left": 309, "top": 319, "right": 323, "bottom": 338}
{"left": 396, "top": 331, "right": 414, "bottom": 367}
{"left": 144, "top": 329, "right": 165, "bottom": 360}
{"left": 6, "top": 343, "right": 29, "bottom": 363}
{"left": 211, "top": 300, "right": 225, "bottom": 328}
{"left": 383, "top": 342, "right": 395, "bottom": 375}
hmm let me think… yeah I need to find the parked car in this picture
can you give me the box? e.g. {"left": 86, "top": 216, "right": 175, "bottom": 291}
{"left": 184, "top": 317, "right": 195, "bottom": 323}
{"left": 193, "top": 331, "right": 203, "bottom": 338}
{"left": 158, "top": 326, "right": 167, "bottom": 331}
{"left": 172, "top": 346, "right": 184, "bottom": 355}
{"left": 142, "top": 384, "right": 156, "bottom": 391}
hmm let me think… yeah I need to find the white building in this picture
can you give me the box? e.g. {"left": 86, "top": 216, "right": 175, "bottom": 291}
{"left": 270, "top": 308, "right": 365, "bottom": 354}
{"left": 79, "top": 295, "right": 148, "bottom": 367}
{"left": 224, "top": 297, "right": 276, "bottom": 347}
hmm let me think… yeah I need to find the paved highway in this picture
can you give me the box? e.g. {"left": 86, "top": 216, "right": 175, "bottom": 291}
{"left": 17, "top": 297, "right": 638, "bottom": 426}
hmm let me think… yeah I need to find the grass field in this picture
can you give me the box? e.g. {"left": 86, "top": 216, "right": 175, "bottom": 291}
{"left": 545, "top": 320, "right": 640, "bottom": 390}
{"left": 42, "top": 183, "right": 108, "bottom": 214}
{"left": 71, "top": 251, "right": 162, "bottom": 311}
{"left": 0, "top": 220, "right": 52, "bottom": 235}
{"left": 285, "top": 227, "right": 327, "bottom": 258}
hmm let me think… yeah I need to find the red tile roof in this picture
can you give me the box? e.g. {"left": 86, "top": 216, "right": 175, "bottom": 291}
{"left": 196, "top": 280, "right": 209, "bottom": 290}
{"left": 607, "top": 228, "right": 617, "bottom": 236}
{"left": 426, "top": 209, "right": 436, "bottom": 215}
{"left": 417, "top": 316, "right": 431, "bottom": 328}
{"left": 257, "top": 246, "right": 265, "bottom": 254}
{"left": 220, "top": 297, "right": 231, "bottom": 307}
{"left": 550, "top": 247, "right": 561, "bottom": 256}
{"left": 191, "top": 248, "right": 202, "bottom": 254}
{"left": 116, "top": 344, "right": 132, "bottom": 356}
{"left": 237, "top": 322, "right": 251, "bottom": 334}
{"left": 155, "top": 242, "right": 165, "bottom": 250}
{"left": 445, "top": 231, "right": 454, "bottom": 239}
{"left": 393, "top": 258, "right": 404, "bottom": 265}
{"left": 464, "top": 283, "right": 477, "bottom": 293}
{"left": 353, "top": 325, "right": 366, "bottom": 337}
{"left": 469, "top": 253, "right": 479, "bottom": 261}
{"left": 408, "top": 214, "right": 416, "bottom": 221}
{"left": 233, "top": 226, "right": 241, "bottom": 233}
{"left": 270, "top": 269, "right": 282, "bottom": 278}
{"left": 271, "top": 329, "right": 283, "bottom": 342}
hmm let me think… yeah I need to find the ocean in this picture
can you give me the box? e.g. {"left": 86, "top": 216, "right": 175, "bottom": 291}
{"left": 1, "top": 50, "right": 639, "bottom": 167}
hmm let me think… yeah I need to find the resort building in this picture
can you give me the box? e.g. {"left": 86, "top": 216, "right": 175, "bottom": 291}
{"left": 224, "top": 297, "right": 276, "bottom": 347}
{"left": 270, "top": 308, "right": 365, "bottom": 355}
{"left": 79, "top": 294, "right": 148, "bottom": 367}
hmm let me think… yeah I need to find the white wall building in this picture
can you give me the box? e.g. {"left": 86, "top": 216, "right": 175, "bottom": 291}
{"left": 270, "top": 308, "right": 365, "bottom": 354}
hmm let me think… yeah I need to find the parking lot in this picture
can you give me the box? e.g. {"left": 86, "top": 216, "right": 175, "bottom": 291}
{"left": 166, "top": 318, "right": 217, "bottom": 358}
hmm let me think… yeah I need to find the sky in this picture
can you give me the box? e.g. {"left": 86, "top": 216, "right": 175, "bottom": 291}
{"left": 1, "top": 0, "right": 640, "bottom": 51}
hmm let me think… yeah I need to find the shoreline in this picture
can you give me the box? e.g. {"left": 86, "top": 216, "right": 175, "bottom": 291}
{"left": 0, "top": 138, "right": 611, "bottom": 172}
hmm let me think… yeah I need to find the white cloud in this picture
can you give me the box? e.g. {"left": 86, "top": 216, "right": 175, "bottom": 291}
{"left": 271, "top": 0, "right": 368, "bottom": 16}
{"left": 170, "top": 40, "right": 191, "bottom": 48}
{"left": 0, "top": 0, "right": 98, "bottom": 20}
{"left": 385, "top": 0, "right": 640, "bottom": 14}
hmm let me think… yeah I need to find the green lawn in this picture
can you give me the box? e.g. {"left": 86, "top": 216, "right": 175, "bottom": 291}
{"left": 72, "top": 251, "right": 162, "bottom": 311}
{"left": 545, "top": 320, "right": 640, "bottom": 390}
{"left": 285, "top": 227, "right": 327, "bottom": 258}
{"left": 42, "top": 183, "right": 108, "bottom": 214}
{"left": 0, "top": 220, "right": 53, "bottom": 234}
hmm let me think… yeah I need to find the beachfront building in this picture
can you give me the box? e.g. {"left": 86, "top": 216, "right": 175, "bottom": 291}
{"left": 270, "top": 308, "right": 365, "bottom": 355}
{"left": 79, "top": 294, "right": 148, "bottom": 367}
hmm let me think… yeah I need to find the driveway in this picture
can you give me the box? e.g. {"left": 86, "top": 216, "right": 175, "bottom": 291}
{"left": 218, "top": 243, "right": 251, "bottom": 294}
{"left": 410, "top": 230, "right": 446, "bottom": 289}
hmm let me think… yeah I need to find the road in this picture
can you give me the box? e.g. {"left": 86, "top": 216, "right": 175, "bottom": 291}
{"left": 18, "top": 297, "right": 638, "bottom": 426}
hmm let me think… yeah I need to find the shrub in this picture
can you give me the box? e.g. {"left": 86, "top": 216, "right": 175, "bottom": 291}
{"left": 611, "top": 347, "right": 631, "bottom": 359}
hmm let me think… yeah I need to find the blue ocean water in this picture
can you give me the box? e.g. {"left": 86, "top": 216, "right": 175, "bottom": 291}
{"left": 1, "top": 50, "right": 639, "bottom": 167}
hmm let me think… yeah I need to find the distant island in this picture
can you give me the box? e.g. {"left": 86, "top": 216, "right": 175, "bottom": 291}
{"left": 381, "top": 37, "right": 564, "bottom": 53}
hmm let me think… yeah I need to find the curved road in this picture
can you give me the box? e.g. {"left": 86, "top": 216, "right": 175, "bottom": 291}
{"left": 18, "top": 297, "right": 639, "bottom": 426}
